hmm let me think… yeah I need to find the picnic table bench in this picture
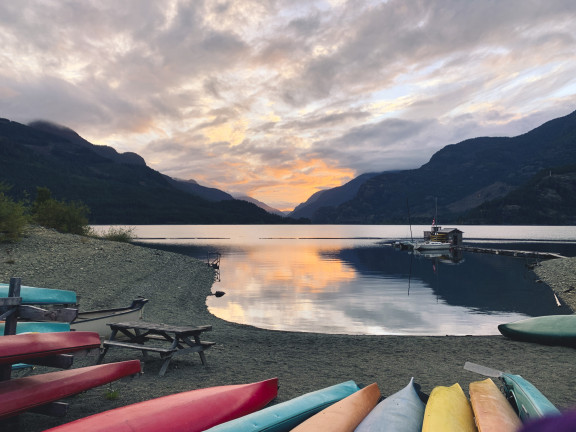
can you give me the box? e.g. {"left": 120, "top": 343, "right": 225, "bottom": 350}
{"left": 97, "top": 321, "right": 215, "bottom": 376}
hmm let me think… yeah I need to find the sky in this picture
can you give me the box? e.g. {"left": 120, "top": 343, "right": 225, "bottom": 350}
{"left": 1, "top": 1, "right": 575, "bottom": 211}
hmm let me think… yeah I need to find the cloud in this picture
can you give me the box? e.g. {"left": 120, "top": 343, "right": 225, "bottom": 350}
{"left": 1, "top": 0, "right": 575, "bottom": 210}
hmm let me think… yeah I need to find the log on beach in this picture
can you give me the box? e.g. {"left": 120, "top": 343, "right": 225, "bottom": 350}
{"left": 1, "top": 226, "right": 575, "bottom": 432}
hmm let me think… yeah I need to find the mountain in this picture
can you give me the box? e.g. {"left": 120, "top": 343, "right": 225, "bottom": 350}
{"left": 0, "top": 118, "right": 292, "bottom": 224}
{"left": 309, "top": 109, "right": 576, "bottom": 224}
{"left": 234, "top": 195, "right": 287, "bottom": 216}
{"left": 288, "top": 172, "right": 381, "bottom": 220}
{"left": 168, "top": 178, "right": 234, "bottom": 202}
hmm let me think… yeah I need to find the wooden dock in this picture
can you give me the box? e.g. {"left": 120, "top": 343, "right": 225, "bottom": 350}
{"left": 457, "top": 245, "right": 565, "bottom": 260}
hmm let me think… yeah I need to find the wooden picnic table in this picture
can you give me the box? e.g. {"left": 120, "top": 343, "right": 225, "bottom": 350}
{"left": 97, "top": 321, "right": 214, "bottom": 376}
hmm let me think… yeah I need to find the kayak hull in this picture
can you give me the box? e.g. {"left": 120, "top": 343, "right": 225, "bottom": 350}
{"left": 469, "top": 378, "right": 522, "bottom": 432}
{"left": 0, "top": 284, "right": 77, "bottom": 305}
{"left": 500, "top": 373, "right": 560, "bottom": 422}
{"left": 422, "top": 383, "right": 476, "bottom": 432}
{"left": 44, "top": 378, "right": 279, "bottom": 432}
{"left": 498, "top": 315, "right": 576, "bottom": 347}
{"left": 355, "top": 377, "right": 425, "bottom": 432}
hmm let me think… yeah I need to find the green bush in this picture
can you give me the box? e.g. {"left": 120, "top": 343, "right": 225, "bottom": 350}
{"left": 32, "top": 187, "right": 90, "bottom": 235}
{"left": 88, "top": 226, "right": 135, "bottom": 243}
{"left": 0, "top": 185, "right": 28, "bottom": 242}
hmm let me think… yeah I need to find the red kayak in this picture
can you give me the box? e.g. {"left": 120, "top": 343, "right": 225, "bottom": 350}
{"left": 44, "top": 378, "right": 279, "bottom": 432}
{"left": 0, "top": 360, "right": 141, "bottom": 419}
{"left": 0, "top": 331, "right": 101, "bottom": 364}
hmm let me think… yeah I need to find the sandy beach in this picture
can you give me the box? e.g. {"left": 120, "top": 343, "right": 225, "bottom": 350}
{"left": 1, "top": 226, "right": 575, "bottom": 431}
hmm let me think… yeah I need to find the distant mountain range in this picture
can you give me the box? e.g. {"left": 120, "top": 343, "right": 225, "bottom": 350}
{"left": 0, "top": 119, "right": 297, "bottom": 224}
{"left": 1, "top": 109, "right": 575, "bottom": 225}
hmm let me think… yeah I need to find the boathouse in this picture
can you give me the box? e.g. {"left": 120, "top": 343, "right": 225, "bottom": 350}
{"left": 423, "top": 227, "right": 463, "bottom": 246}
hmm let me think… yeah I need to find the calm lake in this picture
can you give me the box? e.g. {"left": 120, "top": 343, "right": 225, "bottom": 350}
{"left": 95, "top": 225, "right": 576, "bottom": 336}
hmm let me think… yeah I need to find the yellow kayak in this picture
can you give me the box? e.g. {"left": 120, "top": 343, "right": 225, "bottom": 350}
{"left": 469, "top": 378, "right": 522, "bottom": 432}
{"left": 291, "top": 383, "right": 381, "bottom": 432}
{"left": 422, "top": 383, "right": 477, "bottom": 432}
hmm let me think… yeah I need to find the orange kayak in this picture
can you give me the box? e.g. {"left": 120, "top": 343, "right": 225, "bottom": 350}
{"left": 291, "top": 383, "right": 381, "bottom": 432}
{"left": 469, "top": 379, "right": 522, "bottom": 432}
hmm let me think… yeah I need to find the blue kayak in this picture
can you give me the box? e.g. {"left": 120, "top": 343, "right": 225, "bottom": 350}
{"left": 206, "top": 380, "right": 361, "bottom": 432}
{"left": 355, "top": 378, "right": 425, "bottom": 432}
{"left": 0, "top": 284, "right": 77, "bottom": 304}
{"left": 0, "top": 321, "right": 71, "bottom": 334}
{"left": 500, "top": 373, "right": 560, "bottom": 422}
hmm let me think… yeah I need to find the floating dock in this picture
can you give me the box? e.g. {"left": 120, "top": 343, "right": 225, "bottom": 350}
{"left": 457, "top": 246, "right": 565, "bottom": 260}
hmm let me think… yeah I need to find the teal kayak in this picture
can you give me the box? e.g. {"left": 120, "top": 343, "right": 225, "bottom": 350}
{"left": 206, "top": 380, "right": 361, "bottom": 432}
{"left": 355, "top": 378, "right": 425, "bottom": 432}
{"left": 498, "top": 315, "right": 576, "bottom": 347}
{"left": 0, "top": 321, "right": 71, "bottom": 334}
{"left": 500, "top": 373, "right": 560, "bottom": 422}
{"left": 0, "top": 284, "right": 77, "bottom": 305}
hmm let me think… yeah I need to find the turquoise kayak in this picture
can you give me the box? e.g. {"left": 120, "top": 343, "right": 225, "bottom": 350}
{"left": 355, "top": 378, "right": 425, "bottom": 432}
{"left": 498, "top": 315, "right": 576, "bottom": 347}
{"left": 500, "top": 373, "right": 560, "bottom": 422}
{"left": 0, "top": 321, "right": 71, "bottom": 334}
{"left": 206, "top": 380, "right": 361, "bottom": 432}
{"left": 0, "top": 284, "right": 77, "bottom": 305}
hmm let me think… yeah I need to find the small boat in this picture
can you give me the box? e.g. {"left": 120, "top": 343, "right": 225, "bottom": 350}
{"left": 0, "top": 321, "right": 71, "bottom": 335}
{"left": 71, "top": 298, "right": 148, "bottom": 338}
{"left": 469, "top": 378, "right": 522, "bottom": 432}
{"left": 422, "top": 383, "right": 476, "bottom": 432}
{"left": 414, "top": 241, "right": 451, "bottom": 251}
{"left": 500, "top": 373, "right": 560, "bottom": 422}
{"left": 0, "top": 331, "right": 101, "bottom": 365}
{"left": 355, "top": 378, "right": 425, "bottom": 432}
{"left": 0, "top": 360, "right": 141, "bottom": 419}
{"left": 498, "top": 315, "right": 576, "bottom": 347}
{"left": 0, "top": 283, "right": 77, "bottom": 305}
{"left": 207, "top": 380, "right": 361, "bottom": 432}
{"left": 43, "top": 378, "right": 279, "bottom": 432}
{"left": 291, "top": 383, "right": 381, "bottom": 432}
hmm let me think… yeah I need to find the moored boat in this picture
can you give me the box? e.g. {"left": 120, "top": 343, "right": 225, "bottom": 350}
{"left": 207, "top": 380, "right": 361, "bottom": 432}
{"left": 355, "top": 377, "right": 425, "bottom": 432}
{"left": 469, "top": 378, "right": 522, "bottom": 432}
{"left": 422, "top": 383, "right": 476, "bottom": 432}
{"left": 291, "top": 383, "right": 381, "bottom": 432}
{"left": 43, "top": 378, "right": 279, "bottom": 432}
{"left": 498, "top": 315, "right": 576, "bottom": 347}
{"left": 414, "top": 241, "right": 451, "bottom": 251}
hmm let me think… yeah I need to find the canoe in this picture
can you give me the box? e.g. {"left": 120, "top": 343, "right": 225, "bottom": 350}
{"left": 291, "top": 383, "right": 381, "bottom": 432}
{"left": 43, "top": 378, "right": 278, "bottom": 432}
{"left": 207, "top": 380, "right": 361, "bottom": 432}
{"left": 355, "top": 377, "right": 425, "bottom": 432}
{"left": 469, "top": 378, "right": 522, "bottom": 432}
{"left": 0, "top": 331, "right": 101, "bottom": 365}
{"left": 0, "top": 321, "right": 71, "bottom": 334}
{"left": 500, "top": 373, "right": 560, "bottom": 422}
{"left": 0, "top": 284, "right": 77, "bottom": 304}
{"left": 422, "top": 383, "right": 476, "bottom": 432}
{"left": 0, "top": 360, "right": 141, "bottom": 419}
{"left": 71, "top": 298, "right": 148, "bottom": 338}
{"left": 498, "top": 315, "right": 576, "bottom": 347}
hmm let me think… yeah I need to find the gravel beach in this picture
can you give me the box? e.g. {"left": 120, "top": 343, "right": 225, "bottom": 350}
{"left": 2, "top": 226, "right": 576, "bottom": 431}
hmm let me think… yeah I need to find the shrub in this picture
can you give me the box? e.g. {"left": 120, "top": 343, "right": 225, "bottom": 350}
{"left": 88, "top": 226, "right": 135, "bottom": 243}
{"left": 32, "top": 187, "right": 90, "bottom": 235}
{"left": 0, "top": 185, "right": 28, "bottom": 242}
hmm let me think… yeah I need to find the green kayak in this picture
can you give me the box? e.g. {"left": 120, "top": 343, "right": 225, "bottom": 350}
{"left": 498, "top": 315, "right": 576, "bottom": 347}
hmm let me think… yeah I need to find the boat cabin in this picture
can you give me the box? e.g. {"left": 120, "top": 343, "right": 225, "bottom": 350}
{"left": 423, "top": 227, "right": 463, "bottom": 246}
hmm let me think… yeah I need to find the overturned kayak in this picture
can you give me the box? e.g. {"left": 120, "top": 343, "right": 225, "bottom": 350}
{"left": 291, "top": 383, "right": 381, "bottom": 432}
{"left": 208, "top": 380, "right": 361, "bottom": 432}
{"left": 422, "top": 383, "right": 476, "bottom": 432}
{"left": 355, "top": 378, "right": 425, "bottom": 432}
{"left": 0, "top": 284, "right": 77, "bottom": 305}
{"left": 44, "top": 378, "right": 279, "bottom": 432}
{"left": 469, "top": 378, "right": 522, "bottom": 432}
{"left": 498, "top": 315, "right": 576, "bottom": 347}
{"left": 500, "top": 373, "right": 560, "bottom": 422}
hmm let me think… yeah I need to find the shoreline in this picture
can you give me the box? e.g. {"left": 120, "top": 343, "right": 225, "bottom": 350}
{"left": 1, "top": 226, "right": 575, "bottom": 431}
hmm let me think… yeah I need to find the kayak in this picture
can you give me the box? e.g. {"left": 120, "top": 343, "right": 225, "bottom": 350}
{"left": 0, "top": 331, "right": 101, "bottom": 365}
{"left": 0, "top": 321, "right": 71, "bottom": 334}
{"left": 422, "top": 383, "right": 476, "bottom": 432}
{"left": 498, "top": 315, "right": 576, "bottom": 347}
{"left": 44, "top": 378, "right": 279, "bottom": 432}
{"left": 207, "top": 380, "right": 361, "bottom": 432}
{"left": 0, "top": 360, "right": 141, "bottom": 419}
{"left": 355, "top": 378, "right": 425, "bottom": 432}
{"left": 0, "top": 284, "right": 77, "bottom": 304}
{"left": 469, "top": 378, "right": 522, "bottom": 432}
{"left": 291, "top": 383, "right": 381, "bottom": 432}
{"left": 500, "top": 373, "right": 560, "bottom": 422}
